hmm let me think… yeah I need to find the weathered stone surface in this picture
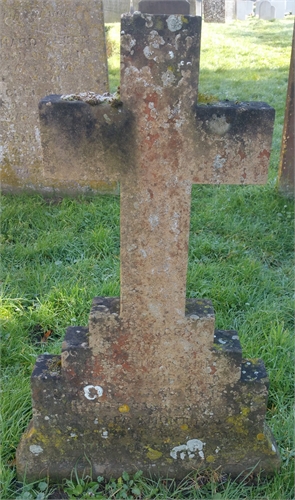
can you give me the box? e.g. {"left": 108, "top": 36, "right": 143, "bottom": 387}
{"left": 203, "top": 0, "right": 236, "bottom": 22}
{"left": 16, "top": 298, "right": 279, "bottom": 481}
{"left": 17, "top": 13, "right": 279, "bottom": 481}
{"left": 39, "top": 97, "right": 274, "bottom": 186}
{"left": 278, "top": 21, "right": 294, "bottom": 197}
{"left": 138, "top": 0, "right": 190, "bottom": 14}
{"left": 39, "top": 94, "right": 133, "bottom": 183}
{"left": 0, "top": 0, "right": 113, "bottom": 195}
{"left": 103, "top": 0, "right": 196, "bottom": 22}
{"left": 193, "top": 102, "right": 274, "bottom": 184}
{"left": 104, "top": 0, "right": 131, "bottom": 22}
{"left": 204, "top": 0, "right": 225, "bottom": 22}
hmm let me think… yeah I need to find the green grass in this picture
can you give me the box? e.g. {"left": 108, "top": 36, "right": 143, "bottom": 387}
{"left": 1, "top": 17, "right": 294, "bottom": 500}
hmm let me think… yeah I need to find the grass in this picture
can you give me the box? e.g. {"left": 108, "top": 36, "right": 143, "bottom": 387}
{"left": 1, "top": 17, "right": 294, "bottom": 500}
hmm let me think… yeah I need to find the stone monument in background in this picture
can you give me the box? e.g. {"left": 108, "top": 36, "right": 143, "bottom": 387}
{"left": 256, "top": 0, "right": 295, "bottom": 19}
{"left": 103, "top": 0, "right": 197, "bottom": 21}
{"left": 278, "top": 21, "right": 294, "bottom": 197}
{"left": 203, "top": 0, "right": 236, "bottom": 22}
{"left": 0, "top": 0, "right": 115, "bottom": 195}
{"left": 16, "top": 2, "right": 280, "bottom": 482}
{"left": 203, "top": 0, "right": 294, "bottom": 21}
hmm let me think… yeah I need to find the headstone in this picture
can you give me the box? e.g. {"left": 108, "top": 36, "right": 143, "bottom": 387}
{"left": 196, "top": 0, "right": 202, "bottom": 16}
{"left": 103, "top": 0, "right": 196, "bottom": 21}
{"left": 256, "top": 0, "right": 295, "bottom": 18}
{"left": 0, "top": 0, "right": 114, "bottom": 195}
{"left": 138, "top": 0, "right": 190, "bottom": 13}
{"left": 16, "top": 9, "right": 280, "bottom": 482}
{"left": 278, "top": 22, "right": 294, "bottom": 197}
{"left": 286, "top": 0, "right": 295, "bottom": 13}
{"left": 203, "top": 0, "right": 235, "bottom": 22}
{"left": 256, "top": 0, "right": 286, "bottom": 19}
{"left": 104, "top": 0, "right": 131, "bottom": 22}
{"left": 237, "top": 0, "right": 254, "bottom": 20}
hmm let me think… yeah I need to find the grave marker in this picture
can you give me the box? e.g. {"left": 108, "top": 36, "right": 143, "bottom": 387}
{"left": 103, "top": 0, "right": 196, "bottom": 22}
{"left": 0, "top": 0, "right": 113, "bottom": 195}
{"left": 278, "top": 21, "right": 294, "bottom": 197}
{"left": 256, "top": 0, "right": 294, "bottom": 19}
{"left": 203, "top": 0, "right": 235, "bottom": 22}
{"left": 237, "top": 0, "right": 254, "bottom": 20}
{"left": 17, "top": 8, "right": 280, "bottom": 481}
{"left": 256, "top": 0, "right": 275, "bottom": 19}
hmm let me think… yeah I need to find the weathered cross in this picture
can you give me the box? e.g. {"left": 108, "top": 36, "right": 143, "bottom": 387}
{"left": 41, "top": 10, "right": 273, "bottom": 335}
{"left": 17, "top": 2, "right": 279, "bottom": 481}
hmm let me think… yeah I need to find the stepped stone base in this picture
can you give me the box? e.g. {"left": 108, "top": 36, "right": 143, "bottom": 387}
{"left": 16, "top": 298, "right": 280, "bottom": 482}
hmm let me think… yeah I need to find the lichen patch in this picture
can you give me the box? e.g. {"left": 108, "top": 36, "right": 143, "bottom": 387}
{"left": 170, "top": 439, "right": 205, "bottom": 460}
{"left": 166, "top": 15, "right": 183, "bottom": 32}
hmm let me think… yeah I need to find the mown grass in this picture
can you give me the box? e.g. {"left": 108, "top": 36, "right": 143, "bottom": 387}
{"left": 1, "top": 17, "right": 294, "bottom": 500}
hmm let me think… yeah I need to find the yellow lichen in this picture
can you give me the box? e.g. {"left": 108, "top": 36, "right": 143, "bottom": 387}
{"left": 180, "top": 424, "right": 188, "bottom": 431}
{"left": 181, "top": 16, "right": 189, "bottom": 23}
{"left": 247, "top": 358, "right": 260, "bottom": 365}
{"left": 197, "top": 93, "right": 219, "bottom": 105}
{"left": 226, "top": 407, "right": 251, "bottom": 435}
{"left": 206, "top": 455, "right": 216, "bottom": 463}
{"left": 146, "top": 448, "right": 163, "bottom": 460}
{"left": 256, "top": 433, "right": 266, "bottom": 441}
{"left": 118, "top": 404, "right": 130, "bottom": 413}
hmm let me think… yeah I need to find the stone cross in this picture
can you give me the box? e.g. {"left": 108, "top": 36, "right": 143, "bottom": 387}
{"left": 17, "top": 8, "right": 280, "bottom": 481}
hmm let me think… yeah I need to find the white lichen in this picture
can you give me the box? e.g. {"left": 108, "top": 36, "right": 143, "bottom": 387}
{"left": 170, "top": 439, "right": 205, "bottom": 460}
{"left": 161, "top": 70, "right": 176, "bottom": 87}
{"left": 83, "top": 385, "right": 103, "bottom": 400}
{"left": 213, "top": 155, "right": 226, "bottom": 170}
{"left": 61, "top": 91, "right": 121, "bottom": 107}
{"left": 166, "top": 15, "right": 183, "bottom": 32}
{"left": 29, "top": 444, "right": 44, "bottom": 455}
{"left": 208, "top": 114, "right": 230, "bottom": 135}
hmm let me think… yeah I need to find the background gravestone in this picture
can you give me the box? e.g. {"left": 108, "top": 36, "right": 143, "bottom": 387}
{"left": 104, "top": 0, "right": 131, "bottom": 22}
{"left": 0, "top": 0, "right": 116, "bottom": 195}
{"left": 103, "top": 0, "right": 196, "bottom": 21}
{"left": 278, "top": 21, "right": 294, "bottom": 197}
{"left": 256, "top": 0, "right": 287, "bottom": 19}
{"left": 203, "top": 0, "right": 236, "bottom": 22}
{"left": 256, "top": 0, "right": 275, "bottom": 19}
{"left": 236, "top": 0, "right": 254, "bottom": 20}
{"left": 286, "top": 0, "right": 295, "bottom": 12}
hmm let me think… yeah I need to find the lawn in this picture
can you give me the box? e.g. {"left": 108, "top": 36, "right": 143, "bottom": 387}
{"left": 1, "top": 17, "right": 294, "bottom": 500}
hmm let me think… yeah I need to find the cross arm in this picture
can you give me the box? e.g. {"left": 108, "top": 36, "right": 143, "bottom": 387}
{"left": 38, "top": 94, "right": 135, "bottom": 182}
{"left": 191, "top": 101, "right": 275, "bottom": 185}
{"left": 39, "top": 95, "right": 275, "bottom": 187}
